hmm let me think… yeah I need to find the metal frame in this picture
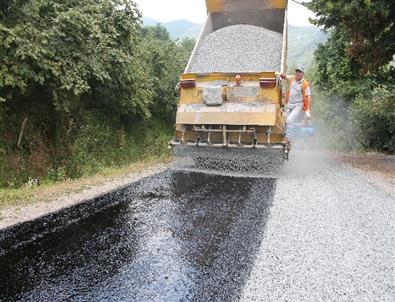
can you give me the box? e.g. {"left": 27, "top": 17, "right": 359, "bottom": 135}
{"left": 171, "top": 125, "right": 284, "bottom": 149}
{"left": 171, "top": 140, "right": 284, "bottom": 149}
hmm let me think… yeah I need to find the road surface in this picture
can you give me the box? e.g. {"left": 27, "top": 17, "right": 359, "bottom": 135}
{"left": 0, "top": 149, "right": 394, "bottom": 301}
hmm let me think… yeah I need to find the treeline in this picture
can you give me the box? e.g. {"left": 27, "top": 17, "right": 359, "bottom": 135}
{"left": 0, "top": 0, "right": 194, "bottom": 187}
{"left": 308, "top": 0, "right": 394, "bottom": 153}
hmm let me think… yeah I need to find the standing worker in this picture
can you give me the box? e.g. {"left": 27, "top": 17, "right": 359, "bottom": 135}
{"left": 280, "top": 65, "right": 312, "bottom": 140}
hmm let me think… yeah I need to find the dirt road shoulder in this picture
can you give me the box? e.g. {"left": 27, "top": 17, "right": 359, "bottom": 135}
{"left": 0, "top": 160, "right": 170, "bottom": 230}
{"left": 336, "top": 152, "right": 395, "bottom": 196}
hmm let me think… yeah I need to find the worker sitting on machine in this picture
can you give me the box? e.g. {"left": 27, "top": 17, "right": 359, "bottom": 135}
{"left": 281, "top": 65, "right": 312, "bottom": 140}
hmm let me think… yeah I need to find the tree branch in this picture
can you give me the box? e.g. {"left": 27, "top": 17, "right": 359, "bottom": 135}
{"left": 17, "top": 116, "right": 28, "bottom": 149}
{"left": 290, "top": 0, "right": 309, "bottom": 7}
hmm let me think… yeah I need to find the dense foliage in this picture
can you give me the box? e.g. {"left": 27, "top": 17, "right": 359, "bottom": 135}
{"left": 308, "top": 0, "right": 395, "bottom": 153}
{"left": 0, "top": 1, "right": 194, "bottom": 187}
{"left": 308, "top": 0, "right": 395, "bottom": 74}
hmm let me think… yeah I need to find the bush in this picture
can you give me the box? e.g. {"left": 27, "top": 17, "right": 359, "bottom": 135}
{"left": 0, "top": 115, "right": 172, "bottom": 188}
{"left": 351, "top": 86, "right": 395, "bottom": 153}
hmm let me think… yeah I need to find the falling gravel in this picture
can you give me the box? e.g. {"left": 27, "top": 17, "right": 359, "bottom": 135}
{"left": 189, "top": 25, "right": 283, "bottom": 73}
{"left": 173, "top": 146, "right": 285, "bottom": 178}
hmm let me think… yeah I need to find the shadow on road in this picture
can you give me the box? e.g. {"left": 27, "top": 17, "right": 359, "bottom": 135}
{"left": 172, "top": 170, "right": 276, "bottom": 301}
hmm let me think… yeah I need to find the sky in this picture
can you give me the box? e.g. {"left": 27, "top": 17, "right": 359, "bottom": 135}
{"left": 134, "top": 0, "right": 315, "bottom": 27}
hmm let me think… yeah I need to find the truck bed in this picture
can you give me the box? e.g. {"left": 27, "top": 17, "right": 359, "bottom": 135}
{"left": 185, "top": 3, "right": 288, "bottom": 74}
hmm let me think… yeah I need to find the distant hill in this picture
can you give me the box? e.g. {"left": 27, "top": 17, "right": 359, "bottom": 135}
{"left": 143, "top": 17, "right": 202, "bottom": 39}
{"left": 142, "top": 17, "right": 327, "bottom": 68}
{"left": 142, "top": 17, "right": 159, "bottom": 27}
{"left": 288, "top": 26, "right": 327, "bottom": 68}
{"left": 165, "top": 19, "right": 202, "bottom": 39}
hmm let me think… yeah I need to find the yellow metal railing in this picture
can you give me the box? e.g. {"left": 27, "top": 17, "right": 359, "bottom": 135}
{"left": 181, "top": 72, "right": 277, "bottom": 82}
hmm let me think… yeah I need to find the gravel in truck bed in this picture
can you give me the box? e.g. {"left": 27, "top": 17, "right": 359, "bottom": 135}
{"left": 189, "top": 24, "right": 283, "bottom": 73}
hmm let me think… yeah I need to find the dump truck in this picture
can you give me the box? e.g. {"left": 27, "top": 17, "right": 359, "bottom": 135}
{"left": 171, "top": 0, "right": 290, "bottom": 176}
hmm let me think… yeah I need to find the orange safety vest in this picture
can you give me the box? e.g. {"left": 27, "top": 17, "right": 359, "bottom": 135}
{"left": 286, "top": 78, "right": 311, "bottom": 112}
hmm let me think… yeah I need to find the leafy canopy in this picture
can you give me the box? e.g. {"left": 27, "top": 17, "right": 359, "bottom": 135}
{"left": 307, "top": 0, "right": 395, "bottom": 74}
{"left": 0, "top": 0, "right": 154, "bottom": 117}
{"left": 308, "top": 0, "right": 395, "bottom": 153}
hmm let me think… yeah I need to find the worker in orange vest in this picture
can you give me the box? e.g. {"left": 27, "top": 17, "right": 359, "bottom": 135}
{"left": 281, "top": 65, "right": 312, "bottom": 139}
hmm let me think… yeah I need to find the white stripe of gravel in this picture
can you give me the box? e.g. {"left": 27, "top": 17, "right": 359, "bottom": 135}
{"left": 240, "top": 149, "right": 395, "bottom": 302}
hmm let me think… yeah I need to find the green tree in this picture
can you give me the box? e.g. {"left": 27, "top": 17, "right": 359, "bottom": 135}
{"left": 142, "top": 23, "right": 171, "bottom": 41}
{"left": 308, "top": 0, "right": 395, "bottom": 153}
{"left": 0, "top": 0, "right": 153, "bottom": 122}
{"left": 0, "top": 1, "right": 196, "bottom": 187}
{"left": 307, "top": 0, "right": 395, "bottom": 74}
{"left": 140, "top": 29, "right": 195, "bottom": 121}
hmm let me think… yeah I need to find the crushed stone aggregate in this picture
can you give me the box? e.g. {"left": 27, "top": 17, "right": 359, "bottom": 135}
{"left": 189, "top": 25, "right": 283, "bottom": 73}
{"left": 240, "top": 149, "right": 395, "bottom": 302}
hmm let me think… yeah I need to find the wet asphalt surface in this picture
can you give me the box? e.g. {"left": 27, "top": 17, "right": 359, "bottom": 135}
{"left": 0, "top": 150, "right": 394, "bottom": 301}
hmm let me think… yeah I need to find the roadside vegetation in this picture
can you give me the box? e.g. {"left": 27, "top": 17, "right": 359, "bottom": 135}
{"left": 0, "top": 0, "right": 393, "bottom": 195}
{"left": 0, "top": 0, "right": 195, "bottom": 190}
{"left": 308, "top": 0, "right": 394, "bottom": 153}
{"left": 0, "top": 157, "right": 170, "bottom": 210}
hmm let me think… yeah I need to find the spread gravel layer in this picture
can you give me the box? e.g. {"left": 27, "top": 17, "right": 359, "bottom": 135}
{"left": 241, "top": 149, "right": 395, "bottom": 302}
{"left": 189, "top": 25, "right": 283, "bottom": 73}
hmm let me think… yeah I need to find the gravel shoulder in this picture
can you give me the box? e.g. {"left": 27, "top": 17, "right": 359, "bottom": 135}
{"left": 0, "top": 160, "right": 170, "bottom": 230}
{"left": 336, "top": 152, "right": 395, "bottom": 196}
{"left": 241, "top": 149, "right": 395, "bottom": 301}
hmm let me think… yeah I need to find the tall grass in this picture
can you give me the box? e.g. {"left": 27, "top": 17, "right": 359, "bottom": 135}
{"left": 0, "top": 117, "right": 172, "bottom": 188}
